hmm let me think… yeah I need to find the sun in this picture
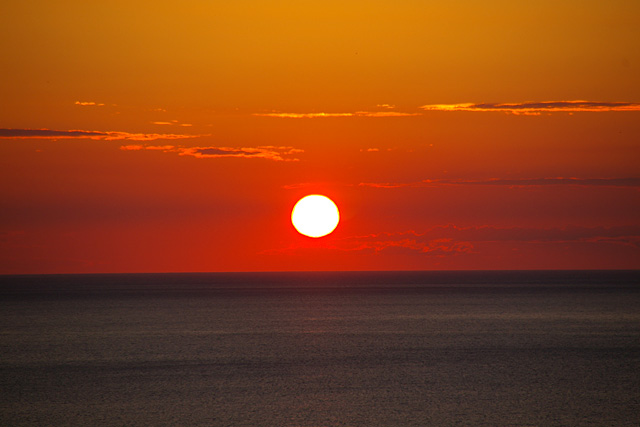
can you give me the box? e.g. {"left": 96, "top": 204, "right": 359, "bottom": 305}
{"left": 291, "top": 195, "right": 340, "bottom": 238}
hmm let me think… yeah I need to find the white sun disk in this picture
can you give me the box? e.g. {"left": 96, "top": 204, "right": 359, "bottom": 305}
{"left": 291, "top": 195, "right": 340, "bottom": 238}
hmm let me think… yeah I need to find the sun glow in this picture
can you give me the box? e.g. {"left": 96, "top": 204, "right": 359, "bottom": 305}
{"left": 291, "top": 195, "right": 340, "bottom": 238}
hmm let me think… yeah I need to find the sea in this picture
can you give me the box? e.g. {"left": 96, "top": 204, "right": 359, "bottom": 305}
{"left": 1, "top": 270, "right": 638, "bottom": 426}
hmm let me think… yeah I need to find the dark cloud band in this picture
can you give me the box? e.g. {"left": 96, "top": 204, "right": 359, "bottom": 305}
{"left": 421, "top": 101, "right": 640, "bottom": 113}
{"left": 0, "top": 128, "right": 201, "bottom": 141}
{"left": 359, "top": 177, "right": 640, "bottom": 189}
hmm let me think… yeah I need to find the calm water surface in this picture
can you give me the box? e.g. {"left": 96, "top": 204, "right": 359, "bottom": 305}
{"left": 1, "top": 271, "right": 639, "bottom": 426}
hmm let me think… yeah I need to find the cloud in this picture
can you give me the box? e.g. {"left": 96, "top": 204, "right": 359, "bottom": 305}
{"left": 283, "top": 177, "right": 640, "bottom": 191}
{"left": 151, "top": 120, "right": 193, "bottom": 127}
{"left": 119, "top": 145, "right": 175, "bottom": 151}
{"left": 0, "top": 128, "right": 202, "bottom": 141}
{"left": 254, "top": 111, "right": 420, "bottom": 118}
{"left": 420, "top": 101, "right": 640, "bottom": 114}
{"left": 281, "top": 182, "right": 338, "bottom": 190}
{"left": 75, "top": 101, "right": 105, "bottom": 106}
{"left": 325, "top": 225, "right": 640, "bottom": 255}
{"left": 179, "top": 146, "right": 301, "bottom": 161}
{"left": 442, "top": 224, "right": 640, "bottom": 246}
{"left": 359, "top": 182, "right": 411, "bottom": 189}
{"left": 1, "top": 128, "right": 108, "bottom": 138}
{"left": 253, "top": 101, "right": 640, "bottom": 119}
{"left": 359, "top": 177, "right": 640, "bottom": 189}
{"left": 358, "top": 111, "right": 421, "bottom": 117}
{"left": 120, "top": 144, "right": 303, "bottom": 161}
{"left": 332, "top": 231, "right": 474, "bottom": 255}
{"left": 256, "top": 112, "right": 353, "bottom": 118}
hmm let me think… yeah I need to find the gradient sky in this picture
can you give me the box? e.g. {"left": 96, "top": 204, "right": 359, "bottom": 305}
{"left": 1, "top": 0, "right": 639, "bottom": 273}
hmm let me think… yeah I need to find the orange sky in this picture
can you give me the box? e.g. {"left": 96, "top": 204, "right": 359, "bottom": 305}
{"left": 1, "top": 0, "right": 639, "bottom": 273}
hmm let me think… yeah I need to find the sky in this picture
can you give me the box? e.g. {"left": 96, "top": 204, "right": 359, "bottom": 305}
{"left": 1, "top": 0, "right": 639, "bottom": 273}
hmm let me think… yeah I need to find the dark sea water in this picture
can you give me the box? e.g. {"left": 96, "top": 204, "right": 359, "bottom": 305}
{"left": 1, "top": 271, "right": 639, "bottom": 426}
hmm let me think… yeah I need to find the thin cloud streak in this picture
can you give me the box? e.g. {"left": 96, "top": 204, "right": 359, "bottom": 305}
{"left": 0, "top": 128, "right": 202, "bottom": 141}
{"left": 359, "top": 177, "right": 640, "bottom": 189}
{"left": 120, "top": 145, "right": 175, "bottom": 151}
{"left": 151, "top": 120, "right": 193, "bottom": 127}
{"left": 254, "top": 111, "right": 421, "bottom": 118}
{"left": 421, "top": 101, "right": 640, "bottom": 114}
{"left": 266, "top": 225, "right": 640, "bottom": 257}
{"left": 255, "top": 101, "right": 640, "bottom": 118}
{"left": 331, "top": 225, "right": 640, "bottom": 255}
{"left": 120, "top": 144, "right": 303, "bottom": 161}
{"left": 75, "top": 101, "right": 104, "bottom": 106}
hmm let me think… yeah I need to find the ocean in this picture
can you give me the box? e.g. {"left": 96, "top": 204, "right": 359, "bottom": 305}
{"left": 1, "top": 271, "right": 638, "bottom": 426}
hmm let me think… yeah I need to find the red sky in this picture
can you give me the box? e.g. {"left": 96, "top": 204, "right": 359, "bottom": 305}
{"left": 1, "top": 0, "right": 639, "bottom": 273}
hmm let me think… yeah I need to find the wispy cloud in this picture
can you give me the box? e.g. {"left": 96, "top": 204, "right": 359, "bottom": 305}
{"left": 1, "top": 129, "right": 107, "bottom": 138}
{"left": 254, "top": 101, "right": 640, "bottom": 118}
{"left": 421, "top": 101, "right": 640, "bottom": 114}
{"left": 179, "top": 145, "right": 302, "bottom": 161}
{"left": 75, "top": 101, "right": 105, "bottom": 106}
{"left": 305, "top": 225, "right": 640, "bottom": 256}
{"left": 359, "top": 182, "right": 410, "bottom": 189}
{"left": 256, "top": 112, "right": 353, "bottom": 118}
{"left": 281, "top": 182, "right": 336, "bottom": 190}
{"left": 360, "top": 111, "right": 421, "bottom": 117}
{"left": 359, "top": 177, "right": 640, "bottom": 189}
{"left": 0, "top": 128, "right": 201, "bottom": 141}
{"left": 119, "top": 145, "right": 176, "bottom": 151}
{"left": 151, "top": 120, "right": 193, "bottom": 127}
{"left": 120, "top": 144, "right": 303, "bottom": 161}
{"left": 254, "top": 111, "right": 420, "bottom": 118}
{"left": 331, "top": 230, "right": 474, "bottom": 255}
